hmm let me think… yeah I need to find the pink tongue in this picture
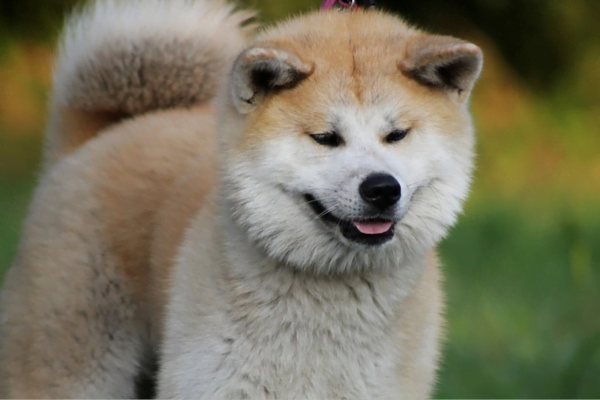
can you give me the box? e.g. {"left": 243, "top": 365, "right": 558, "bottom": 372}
{"left": 353, "top": 221, "right": 393, "bottom": 235}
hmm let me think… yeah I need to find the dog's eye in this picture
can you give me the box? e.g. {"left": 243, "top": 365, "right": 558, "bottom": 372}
{"left": 310, "top": 132, "right": 344, "bottom": 147}
{"left": 385, "top": 128, "right": 410, "bottom": 144}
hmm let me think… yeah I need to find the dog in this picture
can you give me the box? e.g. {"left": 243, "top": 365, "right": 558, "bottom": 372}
{"left": 0, "top": 0, "right": 482, "bottom": 397}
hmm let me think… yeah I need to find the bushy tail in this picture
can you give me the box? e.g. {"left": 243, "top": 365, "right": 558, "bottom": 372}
{"left": 44, "top": 0, "right": 253, "bottom": 166}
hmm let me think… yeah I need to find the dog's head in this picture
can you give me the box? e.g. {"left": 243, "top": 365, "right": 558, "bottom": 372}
{"left": 218, "top": 10, "right": 482, "bottom": 274}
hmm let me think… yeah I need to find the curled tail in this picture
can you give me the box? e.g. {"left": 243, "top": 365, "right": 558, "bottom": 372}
{"left": 44, "top": 0, "right": 253, "bottom": 166}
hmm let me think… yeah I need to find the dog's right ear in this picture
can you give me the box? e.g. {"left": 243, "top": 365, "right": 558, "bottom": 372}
{"left": 230, "top": 47, "right": 313, "bottom": 114}
{"left": 399, "top": 34, "right": 483, "bottom": 102}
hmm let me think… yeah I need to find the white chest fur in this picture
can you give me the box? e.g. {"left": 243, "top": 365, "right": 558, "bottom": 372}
{"left": 158, "top": 212, "right": 423, "bottom": 399}
{"left": 164, "top": 274, "right": 406, "bottom": 398}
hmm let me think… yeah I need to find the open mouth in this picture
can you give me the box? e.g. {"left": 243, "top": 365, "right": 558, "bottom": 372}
{"left": 304, "top": 194, "right": 395, "bottom": 246}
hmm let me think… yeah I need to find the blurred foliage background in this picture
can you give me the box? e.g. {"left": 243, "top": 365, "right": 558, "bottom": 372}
{"left": 0, "top": 0, "right": 599, "bottom": 398}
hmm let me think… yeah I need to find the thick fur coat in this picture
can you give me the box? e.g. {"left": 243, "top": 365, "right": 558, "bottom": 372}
{"left": 0, "top": 0, "right": 482, "bottom": 398}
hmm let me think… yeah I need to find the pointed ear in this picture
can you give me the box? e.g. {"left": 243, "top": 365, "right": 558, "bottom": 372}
{"left": 230, "top": 47, "right": 314, "bottom": 114}
{"left": 399, "top": 35, "right": 483, "bottom": 101}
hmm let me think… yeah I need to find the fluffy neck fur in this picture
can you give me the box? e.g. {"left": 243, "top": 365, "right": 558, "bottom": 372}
{"left": 217, "top": 197, "right": 425, "bottom": 341}
{"left": 159, "top": 162, "right": 440, "bottom": 398}
{"left": 177, "top": 203, "right": 430, "bottom": 398}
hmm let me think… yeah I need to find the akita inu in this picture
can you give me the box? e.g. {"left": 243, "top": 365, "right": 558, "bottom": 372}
{"left": 0, "top": 0, "right": 482, "bottom": 398}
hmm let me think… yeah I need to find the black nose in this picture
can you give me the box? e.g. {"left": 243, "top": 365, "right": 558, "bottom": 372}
{"left": 359, "top": 173, "right": 401, "bottom": 211}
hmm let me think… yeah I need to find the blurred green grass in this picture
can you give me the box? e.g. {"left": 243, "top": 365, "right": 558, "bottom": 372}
{"left": 438, "top": 201, "right": 600, "bottom": 398}
{"left": 0, "top": 178, "right": 36, "bottom": 286}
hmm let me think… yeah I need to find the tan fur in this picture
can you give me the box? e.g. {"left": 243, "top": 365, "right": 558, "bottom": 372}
{"left": 394, "top": 250, "right": 445, "bottom": 398}
{"left": 149, "top": 142, "right": 218, "bottom": 334}
{"left": 54, "top": 109, "right": 127, "bottom": 160}
{"left": 0, "top": 2, "right": 481, "bottom": 398}
{"left": 234, "top": 12, "right": 473, "bottom": 151}
{"left": 0, "top": 107, "right": 218, "bottom": 397}
{"left": 94, "top": 106, "right": 217, "bottom": 303}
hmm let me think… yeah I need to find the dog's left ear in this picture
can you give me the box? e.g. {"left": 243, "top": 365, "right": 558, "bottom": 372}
{"left": 230, "top": 46, "right": 313, "bottom": 114}
{"left": 399, "top": 35, "right": 483, "bottom": 101}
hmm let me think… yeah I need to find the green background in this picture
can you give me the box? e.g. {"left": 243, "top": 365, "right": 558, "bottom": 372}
{"left": 1, "top": 0, "right": 599, "bottom": 397}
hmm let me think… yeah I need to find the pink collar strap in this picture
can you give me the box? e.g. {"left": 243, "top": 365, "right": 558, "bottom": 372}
{"left": 320, "top": 0, "right": 357, "bottom": 10}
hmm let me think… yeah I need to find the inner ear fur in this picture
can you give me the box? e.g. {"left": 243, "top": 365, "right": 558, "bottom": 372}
{"left": 400, "top": 34, "right": 483, "bottom": 99}
{"left": 230, "top": 46, "right": 314, "bottom": 114}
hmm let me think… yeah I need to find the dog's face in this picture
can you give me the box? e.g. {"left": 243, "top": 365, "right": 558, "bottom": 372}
{"left": 220, "top": 11, "right": 482, "bottom": 273}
